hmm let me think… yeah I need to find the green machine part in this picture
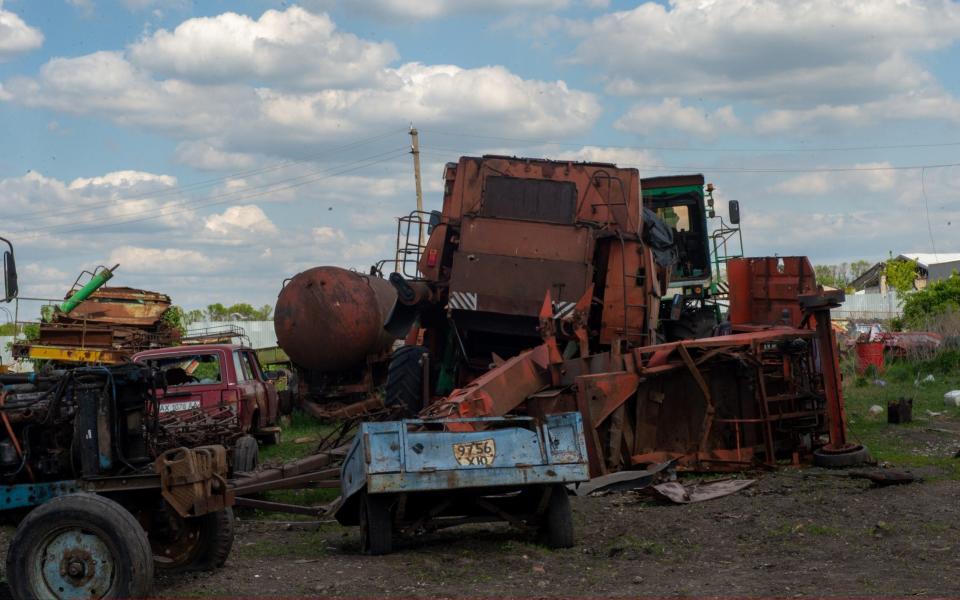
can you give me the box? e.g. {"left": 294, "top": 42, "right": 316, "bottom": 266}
{"left": 59, "top": 264, "right": 119, "bottom": 315}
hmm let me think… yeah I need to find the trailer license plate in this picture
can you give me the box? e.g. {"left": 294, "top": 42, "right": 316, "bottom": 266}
{"left": 453, "top": 439, "right": 496, "bottom": 466}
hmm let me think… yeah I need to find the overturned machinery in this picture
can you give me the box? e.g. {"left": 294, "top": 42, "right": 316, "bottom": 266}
{"left": 14, "top": 264, "right": 181, "bottom": 365}
{"left": 383, "top": 155, "right": 865, "bottom": 474}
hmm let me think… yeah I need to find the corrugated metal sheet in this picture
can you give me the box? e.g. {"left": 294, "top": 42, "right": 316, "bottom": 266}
{"left": 833, "top": 292, "right": 903, "bottom": 320}
{"left": 185, "top": 321, "right": 277, "bottom": 349}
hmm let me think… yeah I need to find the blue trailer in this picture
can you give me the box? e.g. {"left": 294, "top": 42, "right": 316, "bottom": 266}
{"left": 334, "top": 412, "right": 590, "bottom": 554}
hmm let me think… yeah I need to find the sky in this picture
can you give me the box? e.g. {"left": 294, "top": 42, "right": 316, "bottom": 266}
{"left": 0, "top": 0, "right": 959, "bottom": 317}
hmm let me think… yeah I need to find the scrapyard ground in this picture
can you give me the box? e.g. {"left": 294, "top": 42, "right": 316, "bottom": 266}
{"left": 3, "top": 355, "right": 960, "bottom": 598}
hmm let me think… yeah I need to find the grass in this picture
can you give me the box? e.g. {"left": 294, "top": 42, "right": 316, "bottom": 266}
{"left": 843, "top": 350, "right": 960, "bottom": 478}
{"left": 234, "top": 529, "right": 334, "bottom": 559}
{"left": 260, "top": 412, "right": 339, "bottom": 463}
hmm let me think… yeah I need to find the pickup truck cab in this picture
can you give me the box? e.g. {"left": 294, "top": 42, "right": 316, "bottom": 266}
{"left": 133, "top": 344, "right": 279, "bottom": 440}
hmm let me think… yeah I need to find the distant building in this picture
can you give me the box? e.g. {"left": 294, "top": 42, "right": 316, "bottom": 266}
{"left": 849, "top": 253, "right": 960, "bottom": 294}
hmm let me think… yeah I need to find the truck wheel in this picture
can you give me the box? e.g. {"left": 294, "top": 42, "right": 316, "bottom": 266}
{"left": 385, "top": 345, "right": 428, "bottom": 416}
{"left": 813, "top": 444, "right": 871, "bottom": 468}
{"left": 359, "top": 491, "right": 392, "bottom": 555}
{"left": 6, "top": 493, "right": 154, "bottom": 599}
{"left": 232, "top": 435, "right": 259, "bottom": 474}
{"left": 151, "top": 507, "right": 235, "bottom": 573}
{"left": 539, "top": 485, "right": 575, "bottom": 549}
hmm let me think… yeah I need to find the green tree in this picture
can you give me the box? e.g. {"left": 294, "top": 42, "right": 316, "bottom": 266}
{"left": 205, "top": 302, "right": 273, "bottom": 321}
{"left": 884, "top": 255, "right": 918, "bottom": 294}
{"left": 902, "top": 273, "right": 960, "bottom": 328}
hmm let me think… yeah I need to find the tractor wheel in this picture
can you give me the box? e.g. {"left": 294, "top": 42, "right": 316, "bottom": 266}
{"left": 359, "top": 491, "right": 393, "bottom": 555}
{"left": 150, "top": 506, "right": 235, "bottom": 573}
{"left": 539, "top": 485, "right": 575, "bottom": 549}
{"left": 231, "top": 435, "right": 259, "bottom": 474}
{"left": 385, "top": 345, "right": 428, "bottom": 415}
{"left": 813, "top": 444, "right": 872, "bottom": 468}
{"left": 665, "top": 307, "right": 718, "bottom": 341}
{"left": 6, "top": 493, "right": 154, "bottom": 599}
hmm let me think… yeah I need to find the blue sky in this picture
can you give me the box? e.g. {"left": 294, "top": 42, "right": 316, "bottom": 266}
{"left": 0, "top": 0, "right": 959, "bottom": 317}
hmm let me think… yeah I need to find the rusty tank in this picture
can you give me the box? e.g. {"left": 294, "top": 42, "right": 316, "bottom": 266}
{"left": 274, "top": 266, "right": 397, "bottom": 373}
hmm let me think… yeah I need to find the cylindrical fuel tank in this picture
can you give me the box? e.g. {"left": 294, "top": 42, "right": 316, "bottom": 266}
{"left": 274, "top": 267, "right": 397, "bottom": 373}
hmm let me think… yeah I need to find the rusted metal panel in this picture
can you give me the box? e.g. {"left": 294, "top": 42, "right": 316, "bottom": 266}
{"left": 600, "top": 239, "right": 655, "bottom": 346}
{"left": 68, "top": 286, "right": 172, "bottom": 326}
{"left": 728, "top": 257, "right": 818, "bottom": 328}
{"left": 459, "top": 217, "right": 594, "bottom": 263}
{"left": 481, "top": 176, "right": 577, "bottom": 224}
{"left": 449, "top": 252, "right": 592, "bottom": 316}
{"left": 447, "top": 156, "right": 641, "bottom": 234}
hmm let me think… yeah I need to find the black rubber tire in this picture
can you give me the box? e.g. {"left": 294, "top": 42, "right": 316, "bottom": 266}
{"left": 665, "top": 307, "right": 718, "bottom": 341}
{"left": 153, "top": 508, "right": 235, "bottom": 573}
{"left": 539, "top": 485, "right": 575, "bottom": 549}
{"left": 7, "top": 493, "right": 154, "bottom": 599}
{"left": 232, "top": 435, "right": 259, "bottom": 474}
{"left": 359, "top": 491, "right": 393, "bottom": 556}
{"left": 813, "top": 445, "right": 872, "bottom": 468}
{"left": 385, "top": 345, "right": 428, "bottom": 415}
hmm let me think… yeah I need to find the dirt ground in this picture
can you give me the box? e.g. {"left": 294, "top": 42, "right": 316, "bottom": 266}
{"left": 141, "top": 465, "right": 960, "bottom": 598}
{"left": 3, "top": 368, "right": 959, "bottom": 598}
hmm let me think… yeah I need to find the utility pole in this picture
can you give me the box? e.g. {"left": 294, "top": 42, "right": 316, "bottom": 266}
{"left": 409, "top": 126, "right": 424, "bottom": 245}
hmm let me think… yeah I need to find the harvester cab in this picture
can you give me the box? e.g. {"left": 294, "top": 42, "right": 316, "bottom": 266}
{"left": 641, "top": 175, "right": 744, "bottom": 340}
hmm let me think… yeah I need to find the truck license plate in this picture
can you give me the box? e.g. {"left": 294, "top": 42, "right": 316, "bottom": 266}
{"left": 453, "top": 439, "right": 496, "bottom": 466}
{"left": 159, "top": 400, "right": 201, "bottom": 413}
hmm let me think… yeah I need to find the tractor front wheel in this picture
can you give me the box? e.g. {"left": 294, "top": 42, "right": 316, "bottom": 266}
{"left": 6, "top": 493, "right": 154, "bottom": 599}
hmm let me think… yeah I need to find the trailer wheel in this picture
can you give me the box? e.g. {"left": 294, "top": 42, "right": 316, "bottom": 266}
{"left": 359, "top": 491, "right": 392, "bottom": 555}
{"left": 385, "top": 345, "right": 428, "bottom": 415}
{"left": 539, "top": 485, "right": 575, "bottom": 549}
{"left": 151, "top": 507, "right": 235, "bottom": 573}
{"left": 232, "top": 435, "right": 259, "bottom": 474}
{"left": 6, "top": 493, "right": 154, "bottom": 600}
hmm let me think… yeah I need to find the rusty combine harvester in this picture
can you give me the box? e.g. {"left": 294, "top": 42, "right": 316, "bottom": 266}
{"left": 14, "top": 264, "right": 180, "bottom": 365}
{"left": 380, "top": 155, "right": 866, "bottom": 475}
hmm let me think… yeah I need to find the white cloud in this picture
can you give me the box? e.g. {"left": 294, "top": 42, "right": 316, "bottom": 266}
{"left": 65, "top": 0, "right": 94, "bottom": 17}
{"left": 355, "top": 0, "right": 567, "bottom": 20}
{"left": 174, "top": 141, "right": 257, "bottom": 171}
{"left": 0, "top": 1, "right": 43, "bottom": 61}
{"left": 313, "top": 226, "right": 346, "bottom": 244}
{"left": 571, "top": 0, "right": 960, "bottom": 107}
{"left": 2, "top": 8, "right": 599, "bottom": 158}
{"left": 68, "top": 170, "right": 177, "bottom": 190}
{"left": 615, "top": 98, "right": 740, "bottom": 139}
{"left": 128, "top": 7, "right": 398, "bottom": 89}
{"left": 204, "top": 204, "right": 277, "bottom": 235}
{"left": 108, "top": 245, "right": 223, "bottom": 273}
{"left": 768, "top": 163, "right": 898, "bottom": 196}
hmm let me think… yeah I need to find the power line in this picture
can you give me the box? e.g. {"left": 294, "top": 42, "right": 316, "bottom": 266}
{"left": 16, "top": 149, "right": 410, "bottom": 241}
{"left": 17, "top": 147, "right": 408, "bottom": 237}
{"left": 8, "top": 128, "right": 408, "bottom": 224}
{"left": 419, "top": 127, "right": 960, "bottom": 154}
{"left": 417, "top": 147, "right": 960, "bottom": 174}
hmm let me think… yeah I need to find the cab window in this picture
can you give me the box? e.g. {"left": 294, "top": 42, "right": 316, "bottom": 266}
{"left": 234, "top": 351, "right": 254, "bottom": 382}
{"left": 150, "top": 353, "right": 222, "bottom": 386}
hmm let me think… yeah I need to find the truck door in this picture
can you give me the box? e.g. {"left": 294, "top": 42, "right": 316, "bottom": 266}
{"left": 232, "top": 350, "right": 261, "bottom": 431}
{"left": 245, "top": 350, "right": 278, "bottom": 426}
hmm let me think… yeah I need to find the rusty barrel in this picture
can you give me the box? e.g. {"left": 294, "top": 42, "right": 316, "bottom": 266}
{"left": 274, "top": 267, "right": 397, "bottom": 373}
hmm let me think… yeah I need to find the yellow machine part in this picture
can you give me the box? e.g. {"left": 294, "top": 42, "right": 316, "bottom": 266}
{"left": 27, "top": 345, "right": 126, "bottom": 364}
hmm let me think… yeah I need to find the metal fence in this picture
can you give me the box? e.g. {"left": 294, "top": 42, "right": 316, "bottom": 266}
{"left": 833, "top": 292, "right": 903, "bottom": 321}
{"left": 184, "top": 321, "right": 277, "bottom": 349}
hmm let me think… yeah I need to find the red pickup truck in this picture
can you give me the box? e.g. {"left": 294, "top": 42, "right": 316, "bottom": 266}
{"left": 133, "top": 344, "right": 280, "bottom": 471}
